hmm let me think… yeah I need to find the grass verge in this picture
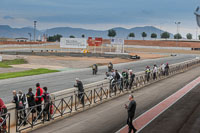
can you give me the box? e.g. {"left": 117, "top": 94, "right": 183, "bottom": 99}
{"left": 0, "top": 59, "right": 28, "bottom": 68}
{"left": 0, "top": 68, "right": 59, "bottom": 80}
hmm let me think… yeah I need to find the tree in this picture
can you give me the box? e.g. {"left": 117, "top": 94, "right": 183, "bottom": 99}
{"left": 151, "top": 33, "right": 157, "bottom": 40}
{"left": 69, "top": 35, "right": 75, "bottom": 38}
{"left": 186, "top": 33, "right": 192, "bottom": 40}
{"left": 108, "top": 29, "right": 116, "bottom": 38}
{"left": 161, "top": 32, "right": 170, "bottom": 39}
{"left": 141, "top": 32, "right": 147, "bottom": 40}
{"left": 81, "top": 34, "right": 85, "bottom": 38}
{"left": 198, "top": 35, "right": 200, "bottom": 40}
{"left": 47, "top": 34, "right": 62, "bottom": 42}
{"left": 174, "top": 33, "right": 182, "bottom": 39}
{"left": 128, "top": 33, "right": 135, "bottom": 40}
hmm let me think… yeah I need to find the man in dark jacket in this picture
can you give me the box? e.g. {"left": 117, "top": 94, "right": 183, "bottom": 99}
{"left": 26, "top": 88, "right": 36, "bottom": 121}
{"left": 74, "top": 78, "right": 84, "bottom": 105}
{"left": 125, "top": 95, "right": 137, "bottom": 133}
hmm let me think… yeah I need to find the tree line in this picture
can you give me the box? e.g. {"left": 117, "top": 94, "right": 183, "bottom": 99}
{"left": 47, "top": 30, "right": 200, "bottom": 42}
{"left": 108, "top": 29, "right": 199, "bottom": 40}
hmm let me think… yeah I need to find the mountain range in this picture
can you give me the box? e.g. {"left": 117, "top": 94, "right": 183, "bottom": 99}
{"left": 0, "top": 25, "right": 173, "bottom": 40}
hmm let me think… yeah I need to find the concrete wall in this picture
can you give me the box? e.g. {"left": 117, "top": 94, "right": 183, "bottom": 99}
{"left": 0, "top": 51, "right": 131, "bottom": 59}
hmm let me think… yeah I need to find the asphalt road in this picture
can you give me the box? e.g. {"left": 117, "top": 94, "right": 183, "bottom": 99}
{"left": 30, "top": 60, "right": 200, "bottom": 133}
{"left": 0, "top": 54, "right": 198, "bottom": 103}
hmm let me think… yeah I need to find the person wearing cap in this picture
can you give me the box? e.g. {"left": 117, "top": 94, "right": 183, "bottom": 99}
{"left": 74, "top": 78, "right": 84, "bottom": 105}
{"left": 125, "top": 95, "right": 137, "bottom": 133}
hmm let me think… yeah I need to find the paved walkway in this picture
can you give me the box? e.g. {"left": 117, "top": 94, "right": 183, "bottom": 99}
{"left": 30, "top": 65, "right": 200, "bottom": 133}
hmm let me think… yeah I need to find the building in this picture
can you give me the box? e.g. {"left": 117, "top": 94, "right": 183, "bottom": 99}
{"left": 15, "top": 38, "right": 29, "bottom": 42}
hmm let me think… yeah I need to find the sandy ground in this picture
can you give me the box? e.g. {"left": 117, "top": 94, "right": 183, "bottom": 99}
{"left": 0, "top": 51, "right": 167, "bottom": 74}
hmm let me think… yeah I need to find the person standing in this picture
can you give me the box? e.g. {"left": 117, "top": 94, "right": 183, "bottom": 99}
{"left": 35, "top": 83, "right": 43, "bottom": 119}
{"left": 161, "top": 63, "right": 165, "bottom": 76}
{"left": 74, "top": 78, "right": 84, "bottom": 105}
{"left": 26, "top": 88, "right": 36, "bottom": 122}
{"left": 125, "top": 95, "right": 137, "bottom": 133}
{"left": 165, "top": 63, "right": 169, "bottom": 76}
{"left": 145, "top": 66, "right": 151, "bottom": 82}
{"left": 129, "top": 70, "right": 135, "bottom": 90}
{"left": 0, "top": 98, "right": 7, "bottom": 132}
{"left": 41, "top": 87, "right": 51, "bottom": 121}
{"left": 153, "top": 64, "right": 158, "bottom": 80}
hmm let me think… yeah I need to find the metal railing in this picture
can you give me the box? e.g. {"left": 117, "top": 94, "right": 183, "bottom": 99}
{"left": 14, "top": 58, "right": 200, "bottom": 132}
{"left": 0, "top": 113, "right": 10, "bottom": 133}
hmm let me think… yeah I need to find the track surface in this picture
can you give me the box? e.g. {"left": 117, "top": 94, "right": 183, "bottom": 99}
{"left": 140, "top": 84, "right": 200, "bottom": 133}
{"left": 0, "top": 54, "right": 197, "bottom": 103}
{"left": 30, "top": 61, "right": 200, "bottom": 133}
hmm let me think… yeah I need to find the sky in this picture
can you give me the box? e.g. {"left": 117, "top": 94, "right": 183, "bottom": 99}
{"left": 0, "top": 0, "right": 200, "bottom": 37}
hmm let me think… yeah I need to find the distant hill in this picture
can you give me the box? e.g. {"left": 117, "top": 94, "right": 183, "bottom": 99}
{"left": 0, "top": 25, "right": 173, "bottom": 40}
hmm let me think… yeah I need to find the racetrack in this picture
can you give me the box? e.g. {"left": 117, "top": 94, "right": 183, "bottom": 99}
{"left": 0, "top": 54, "right": 198, "bottom": 103}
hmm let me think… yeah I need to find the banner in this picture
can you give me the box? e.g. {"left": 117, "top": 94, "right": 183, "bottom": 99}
{"left": 87, "top": 37, "right": 103, "bottom": 46}
{"left": 111, "top": 38, "right": 124, "bottom": 45}
{"left": 60, "top": 38, "right": 87, "bottom": 48}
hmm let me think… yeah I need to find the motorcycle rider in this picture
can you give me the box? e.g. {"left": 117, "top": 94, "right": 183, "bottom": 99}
{"left": 108, "top": 62, "right": 113, "bottom": 72}
{"left": 92, "top": 64, "right": 98, "bottom": 75}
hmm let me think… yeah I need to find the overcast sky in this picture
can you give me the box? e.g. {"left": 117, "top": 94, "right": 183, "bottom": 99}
{"left": 0, "top": 0, "right": 200, "bottom": 37}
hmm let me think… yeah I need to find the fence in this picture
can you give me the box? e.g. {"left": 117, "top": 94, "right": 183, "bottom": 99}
{"left": 7, "top": 58, "right": 200, "bottom": 132}
{"left": 0, "top": 113, "right": 10, "bottom": 133}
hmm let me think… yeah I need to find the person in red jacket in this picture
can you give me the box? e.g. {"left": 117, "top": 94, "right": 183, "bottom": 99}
{"left": 0, "top": 98, "right": 7, "bottom": 132}
{"left": 35, "top": 83, "right": 43, "bottom": 119}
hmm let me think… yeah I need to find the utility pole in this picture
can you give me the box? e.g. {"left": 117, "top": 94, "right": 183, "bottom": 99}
{"left": 28, "top": 33, "right": 31, "bottom": 41}
{"left": 175, "top": 21, "right": 181, "bottom": 47}
{"left": 34, "top": 21, "right": 37, "bottom": 42}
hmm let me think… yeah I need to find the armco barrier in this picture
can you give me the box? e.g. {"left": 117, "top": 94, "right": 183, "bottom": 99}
{"left": 5, "top": 58, "right": 200, "bottom": 132}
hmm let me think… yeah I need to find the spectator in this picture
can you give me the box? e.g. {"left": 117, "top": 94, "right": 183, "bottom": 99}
{"left": 0, "top": 98, "right": 7, "bottom": 132}
{"left": 74, "top": 78, "right": 84, "bottom": 105}
{"left": 153, "top": 64, "right": 158, "bottom": 80}
{"left": 145, "top": 66, "right": 151, "bottom": 82}
{"left": 122, "top": 70, "right": 129, "bottom": 89}
{"left": 165, "top": 63, "right": 169, "bottom": 76}
{"left": 129, "top": 70, "right": 135, "bottom": 90}
{"left": 41, "top": 87, "right": 51, "bottom": 121}
{"left": 161, "top": 63, "right": 165, "bottom": 75}
{"left": 16, "top": 90, "right": 27, "bottom": 125}
{"left": 35, "top": 83, "right": 43, "bottom": 119}
{"left": 125, "top": 95, "right": 137, "bottom": 133}
{"left": 26, "top": 88, "right": 36, "bottom": 122}
{"left": 12, "top": 90, "right": 19, "bottom": 109}
{"left": 115, "top": 70, "right": 122, "bottom": 92}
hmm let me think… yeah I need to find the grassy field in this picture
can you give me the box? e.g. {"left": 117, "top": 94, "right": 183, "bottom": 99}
{"left": 0, "top": 59, "right": 27, "bottom": 68}
{"left": 0, "top": 68, "right": 59, "bottom": 80}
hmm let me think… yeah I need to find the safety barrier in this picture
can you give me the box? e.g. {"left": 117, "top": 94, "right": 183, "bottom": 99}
{"left": 5, "top": 58, "right": 200, "bottom": 132}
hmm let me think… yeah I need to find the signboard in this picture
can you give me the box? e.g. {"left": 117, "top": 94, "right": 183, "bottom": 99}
{"left": 111, "top": 38, "right": 124, "bottom": 45}
{"left": 87, "top": 37, "right": 103, "bottom": 46}
{"left": 60, "top": 38, "right": 87, "bottom": 48}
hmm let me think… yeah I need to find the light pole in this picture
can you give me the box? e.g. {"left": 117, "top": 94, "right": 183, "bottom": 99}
{"left": 28, "top": 33, "right": 31, "bottom": 41}
{"left": 175, "top": 21, "right": 181, "bottom": 47}
{"left": 34, "top": 21, "right": 37, "bottom": 42}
